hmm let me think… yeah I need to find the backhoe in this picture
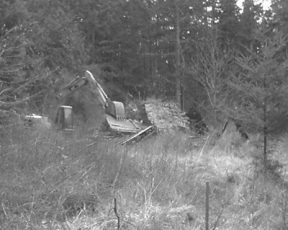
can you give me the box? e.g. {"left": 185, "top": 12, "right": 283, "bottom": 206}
{"left": 26, "top": 70, "right": 156, "bottom": 144}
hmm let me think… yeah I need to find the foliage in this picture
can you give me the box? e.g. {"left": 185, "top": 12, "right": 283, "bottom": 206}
{"left": 271, "top": 0, "right": 288, "bottom": 35}
{"left": 239, "top": 0, "right": 264, "bottom": 54}
{"left": 216, "top": 0, "right": 241, "bottom": 51}
{"left": 229, "top": 30, "right": 288, "bottom": 133}
{"left": 0, "top": 0, "right": 88, "bottom": 114}
{"left": 227, "top": 30, "right": 288, "bottom": 166}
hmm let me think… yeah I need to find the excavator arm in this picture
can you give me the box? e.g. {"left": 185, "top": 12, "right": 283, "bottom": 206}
{"left": 55, "top": 77, "right": 88, "bottom": 102}
{"left": 84, "top": 71, "right": 126, "bottom": 120}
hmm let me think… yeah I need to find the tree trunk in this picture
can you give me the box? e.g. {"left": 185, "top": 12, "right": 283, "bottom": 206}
{"left": 263, "top": 79, "right": 268, "bottom": 171}
{"left": 175, "top": 0, "right": 182, "bottom": 110}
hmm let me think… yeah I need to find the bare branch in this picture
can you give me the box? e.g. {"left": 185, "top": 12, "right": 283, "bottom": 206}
{"left": 0, "top": 87, "right": 12, "bottom": 97}
{"left": 0, "top": 92, "right": 43, "bottom": 110}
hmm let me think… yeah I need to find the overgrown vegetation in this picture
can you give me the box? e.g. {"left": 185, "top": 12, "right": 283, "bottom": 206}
{"left": 1, "top": 124, "right": 288, "bottom": 230}
{"left": 2, "top": 0, "right": 288, "bottom": 229}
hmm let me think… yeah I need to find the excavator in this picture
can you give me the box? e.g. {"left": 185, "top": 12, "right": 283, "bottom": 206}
{"left": 26, "top": 70, "right": 156, "bottom": 145}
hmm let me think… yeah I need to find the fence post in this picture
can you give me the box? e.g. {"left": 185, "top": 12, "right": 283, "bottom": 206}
{"left": 205, "top": 181, "right": 209, "bottom": 230}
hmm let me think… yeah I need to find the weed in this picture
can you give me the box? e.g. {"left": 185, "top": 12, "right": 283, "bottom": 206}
{"left": 1, "top": 125, "right": 288, "bottom": 229}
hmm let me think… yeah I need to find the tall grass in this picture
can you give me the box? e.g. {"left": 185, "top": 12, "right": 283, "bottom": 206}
{"left": 1, "top": 124, "right": 288, "bottom": 229}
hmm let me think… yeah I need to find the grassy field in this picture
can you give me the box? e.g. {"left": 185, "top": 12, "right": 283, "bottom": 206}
{"left": 1, "top": 124, "right": 288, "bottom": 230}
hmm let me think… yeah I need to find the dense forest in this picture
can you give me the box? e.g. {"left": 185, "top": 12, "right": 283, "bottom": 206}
{"left": 1, "top": 0, "right": 288, "bottom": 134}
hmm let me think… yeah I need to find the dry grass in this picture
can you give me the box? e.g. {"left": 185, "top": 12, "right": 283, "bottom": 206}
{"left": 1, "top": 124, "right": 288, "bottom": 230}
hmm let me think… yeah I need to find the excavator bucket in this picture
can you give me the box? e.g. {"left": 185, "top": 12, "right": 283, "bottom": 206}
{"left": 105, "top": 114, "right": 145, "bottom": 133}
{"left": 106, "top": 101, "right": 126, "bottom": 120}
{"left": 105, "top": 113, "right": 157, "bottom": 145}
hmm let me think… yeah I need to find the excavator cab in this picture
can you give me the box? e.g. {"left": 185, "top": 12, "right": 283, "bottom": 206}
{"left": 54, "top": 106, "right": 74, "bottom": 131}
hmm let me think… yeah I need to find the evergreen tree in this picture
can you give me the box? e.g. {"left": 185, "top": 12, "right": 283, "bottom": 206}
{"left": 239, "top": 0, "right": 263, "bottom": 54}
{"left": 228, "top": 30, "right": 288, "bottom": 167}
{"left": 271, "top": 0, "right": 288, "bottom": 35}
{"left": 0, "top": 0, "right": 89, "bottom": 113}
{"left": 217, "top": 0, "right": 241, "bottom": 51}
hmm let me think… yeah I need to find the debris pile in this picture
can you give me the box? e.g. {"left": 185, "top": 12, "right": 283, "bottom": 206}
{"left": 143, "top": 99, "right": 190, "bottom": 132}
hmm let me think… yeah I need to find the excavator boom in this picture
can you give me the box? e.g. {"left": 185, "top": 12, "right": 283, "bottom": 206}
{"left": 84, "top": 71, "right": 126, "bottom": 120}
{"left": 55, "top": 77, "right": 88, "bottom": 102}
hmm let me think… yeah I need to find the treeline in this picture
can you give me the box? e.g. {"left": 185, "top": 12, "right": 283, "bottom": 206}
{"left": 1, "top": 0, "right": 288, "bottom": 133}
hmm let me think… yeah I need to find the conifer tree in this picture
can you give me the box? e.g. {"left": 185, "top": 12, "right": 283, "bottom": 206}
{"left": 228, "top": 29, "right": 288, "bottom": 168}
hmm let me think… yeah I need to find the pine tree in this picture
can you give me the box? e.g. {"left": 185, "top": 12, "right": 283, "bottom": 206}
{"left": 228, "top": 29, "right": 288, "bottom": 168}
{"left": 217, "top": 0, "right": 241, "bottom": 51}
{"left": 239, "top": 0, "right": 263, "bottom": 54}
{"left": 271, "top": 0, "right": 288, "bottom": 35}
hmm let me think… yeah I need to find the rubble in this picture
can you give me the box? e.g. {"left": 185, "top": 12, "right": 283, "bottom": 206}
{"left": 143, "top": 99, "right": 190, "bottom": 132}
